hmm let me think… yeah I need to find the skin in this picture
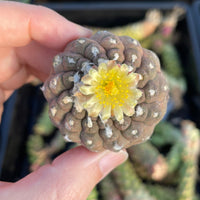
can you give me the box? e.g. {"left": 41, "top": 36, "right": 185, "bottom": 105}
{"left": 0, "top": 2, "right": 128, "bottom": 200}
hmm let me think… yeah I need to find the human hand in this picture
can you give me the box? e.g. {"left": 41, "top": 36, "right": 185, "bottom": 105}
{"left": 0, "top": 2, "right": 128, "bottom": 199}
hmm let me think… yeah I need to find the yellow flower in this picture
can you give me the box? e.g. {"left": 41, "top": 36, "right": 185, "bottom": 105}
{"left": 75, "top": 61, "right": 142, "bottom": 124}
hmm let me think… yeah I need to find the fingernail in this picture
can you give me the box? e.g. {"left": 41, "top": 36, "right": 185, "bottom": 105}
{"left": 99, "top": 150, "right": 128, "bottom": 178}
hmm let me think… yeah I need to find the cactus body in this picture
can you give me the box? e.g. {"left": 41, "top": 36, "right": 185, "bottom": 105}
{"left": 128, "top": 142, "right": 168, "bottom": 181}
{"left": 100, "top": 175, "right": 122, "bottom": 200}
{"left": 177, "top": 121, "right": 200, "bottom": 200}
{"left": 91, "top": 10, "right": 162, "bottom": 41}
{"left": 152, "top": 121, "right": 182, "bottom": 146}
{"left": 161, "top": 43, "right": 183, "bottom": 78}
{"left": 27, "top": 131, "right": 66, "bottom": 171}
{"left": 27, "top": 134, "right": 44, "bottom": 165}
{"left": 43, "top": 31, "right": 168, "bottom": 152}
{"left": 166, "top": 141, "right": 183, "bottom": 173}
{"left": 33, "top": 104, "right": 55, "bottom": 136}
{"left": 146, "top": 184, "right": 177, "bottom": 200}
{"left": 111, "top": 160, "right": 156, "bottom": 200}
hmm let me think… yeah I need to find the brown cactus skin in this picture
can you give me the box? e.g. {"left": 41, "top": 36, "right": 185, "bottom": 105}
{"left": 42, "top": 31, "right": 169, "bottom": 152}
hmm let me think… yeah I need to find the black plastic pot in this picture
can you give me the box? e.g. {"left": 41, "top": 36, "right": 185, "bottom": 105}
{"left": 0, "top": 85, "right": 45, "bottom": 181}
{"left": 192, "top": 1, "right": 200, "bottom": 47}
{"left": 0, "top": 1, "right": 200, "bottom": 182}
{"left": 0, "top": 92, "right": 17, "bottom": 176}
{"left": 34, "top": 0, "right": 195, "bottom": 4}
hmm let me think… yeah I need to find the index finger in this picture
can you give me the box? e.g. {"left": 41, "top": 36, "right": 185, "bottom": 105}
{"left": 0, "top": 1, "right": 92, "bottom": 49}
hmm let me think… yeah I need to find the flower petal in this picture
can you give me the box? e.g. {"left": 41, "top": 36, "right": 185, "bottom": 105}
{"left": 127, "top": 73, "right": 140, "bottom": 85}
{"left": 107, "top": 60, "right": 117, "bottom": 70}
{"left": 120, "top": 64, "right": 129, "bottom": 74}
{"left": 74, "top": 91, "right": 90, "bottom": 103}
{"left": 89, "top": 68, "right": 100, "bottom": 81}
{"left": 131, "top": 88, "right": 143, "bottom": 100}
{"left": 98, "top": 63, "right": 108, "bottom": 74}
{"left": 88, "top": 103, "right": 103, "bottom": 117}
{"left": 122, "top": 103, "right": 135, "bottom": 116}
{"left": 79, "top": 85, "right": 96, "bottom": 95}
{"left": 113, "top": 106, "right": 124, "bottom": 123}
{"left": 101, "top": 105, "right": 111, "bottom": 121}
{"left": 81, "top": 75, "right": 94, "bottom": 85}
{"left": 83, "top": 95, "right": 99, "bottom": 108}
{"left": 126, "top": 97, "right": 138, "bottom": 108}
{"left": 74, "top": 98, "right": 84, "bottom": 113}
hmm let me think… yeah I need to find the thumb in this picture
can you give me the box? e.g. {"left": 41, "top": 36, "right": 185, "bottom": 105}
{"left": 0, "top": 146, "right": 128, "bottom": 200}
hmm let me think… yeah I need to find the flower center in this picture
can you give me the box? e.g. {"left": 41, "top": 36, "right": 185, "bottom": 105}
{"left": 104, "top": 80, "right": 119, "bottom": 96}
{"left": 94, "top": 66, "right": 130, "bottom": 108}
{"left": 76, "top": 60, "right": 142, "bottom": 123}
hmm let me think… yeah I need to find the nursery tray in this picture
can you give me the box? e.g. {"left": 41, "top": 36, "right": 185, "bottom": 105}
{"left": 192, "top": 1, "right": 200, "bottom": 49}
{"left": 0, "top": 92, "right": 17, "bottom": 175}
{"left": 34, "top": 0, "right": 194, "bottom": 4}
{"left": 0, "top": 1, "right": 200, "bottom": 182}
{"left": 0, "top": 85, "right": 45, "bottom": 181}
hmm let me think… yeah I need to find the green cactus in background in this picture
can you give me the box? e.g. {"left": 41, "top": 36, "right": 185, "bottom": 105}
{"left": 160, "top": 43, "right": 186, "bottom": 109}
{"left": 152, "top": 121, "right": 182, "bottom": 147}
{"left": 33, "top": 104, "right": 55, "bottom": 136}
{"left": 99, "top": 175, "right": 122, "bottom": 200}
{"left": 90, "top": 10, "right": 162, "bottom": 41}
{"left": 152, "top": 122, "right": 184, "bottom": 174}
{"left": 112, "top": 160, "right": 156, "bottom": 200}
{"left": 109, "top": 9, "right": 162, "bottom": 41}
{"left": 161, "top": 43, "right": 183, "bottom": 78}
{"left": 166, "top": 141, "right": 183, "bottom": 174}
{"left": 27, "top": 134, "right": 44, "bottom": 164}
{"left": 48, "top": 131, "right": 66, "bottom": 154}
{"left": 87, "top": 187, "right": 98, "bottom": 200}
{"left": 27, "top": 131, "right": 66, "bottom": 171}
{"left": 164, "top": 72, "right": 187, "bottom": 93}
{"left": 146, "top": 184, "right": 177, "bottom": 200}
{"left": 177, "top": 121, "right": 200, "bottom": 200}
{"left": 141, "top": 7, "right": 185, "bottom": 50}
{"left": 164, "top": 72, "right": 187, "bottom": 109}
{"left": 128, "top": 142, "right": 168, "bottom": 181}
{"left": 140, "top": 9, "right": 187, "bottom": 109}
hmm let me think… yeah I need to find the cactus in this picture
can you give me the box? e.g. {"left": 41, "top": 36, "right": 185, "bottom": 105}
{"left": 91, "top": 10, "right": 162, "bottom": 41}
{"left": 27, "top": 131, "right": 66, "bottom": 171}
{"left": 99, "top": 175, "right": 122, "bottom": 200}
{"left": 146, "top": 184, "right": 177, "bottom": 200}
{"left": 177, "top": 121, "right": 200, "bottom": 200}
{"left": 160, "top": 7, "right": 185, "bottom": 38}
{"left": 164, "top": 72, "right": 187, "bottom": 109}
{"left": 160, "top": 43, "right": 186, "bottom": 109}
{"left": 152, "top": 121, "right": 182, "bottom": 147}
{"left": 161, "top": 43, "right": 183, "bottom": 78}
{"left": 128, "top": 142, "right": 168, "bottom": 181}
{"left": 33, "top": 103, "right": 55, "bottom": 136}
{"left": 27, "top": 134, "right": 44, "bottom": 164}
{"left": 166, "top": 141, "right": 183, "bottom": 174}
{"left": 47, "top": 131, "right": 66, "bottom": 155}
{"left": 87, "top": 187, "right": 98, "bottom": 200}
{"left": 141, "top": 7, "right": 185, "bottom": 50}
{"left": 111, "top": 160, "right": 156, "bottom": 200}
{"left": 42, "top": 31, "right": 169, "bottom": 152}
{"left": 151, "top": 121, "right": 184, "bottom": 174}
